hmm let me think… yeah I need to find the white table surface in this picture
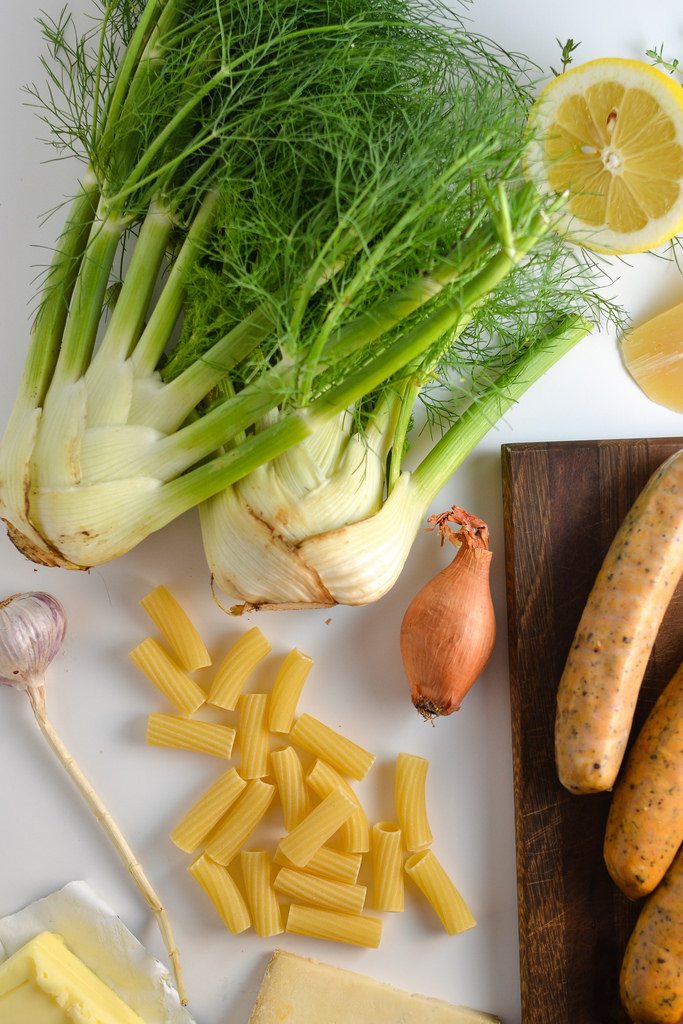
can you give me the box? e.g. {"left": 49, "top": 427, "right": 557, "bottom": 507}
{"left": 0, "top": 2, "right": 681, "bottom": 1022}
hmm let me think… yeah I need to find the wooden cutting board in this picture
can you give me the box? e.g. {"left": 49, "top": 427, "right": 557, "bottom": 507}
{"left": 502, "top": 437, "right": 683, "bottom": 1024}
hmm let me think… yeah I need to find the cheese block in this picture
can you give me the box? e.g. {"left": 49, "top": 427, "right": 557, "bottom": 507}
{"left": 0, "top": 931, "right": 145, "bottom": 1023}
{"left": 248, "top": 949, "right": 500, "bottom": 1024}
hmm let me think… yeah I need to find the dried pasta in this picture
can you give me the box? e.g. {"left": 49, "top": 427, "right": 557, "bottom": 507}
{"left": 140, "top": 585, "right": 211, "bottom": 671}
{"left": 277, "top": 790, "right": 356, "bottom": 867}
{"left": 404, "top": 849, "right": 476, "bottom": 935}
{"left": 371, "top": 822, "right": 404, "bottom": 912}
{"left": 170, "top": 768, "right": 247, "bottom": 853}
{"left": 395, "top": 752, "right": 433, "bottom": 851}
{"left": 240, "top": 850, "right": 283, "bottom": 937}
{"left": 208, "top": 627, "right": 271, "bottom": 710}
{"left": 285, "top": 904, "right": 382, "bottom": 948}
{"left": 133, "top": 612, "right": 477, "bottom": 952}
{"left": 268, "top": 649, "right": 313, "bottom": 733}
{"left": 289, "top": 714, "right": 375, "bottom": 780}
{"left": 271, "top": 747, "right": 310, "bottom": 830}
{"left": 146, "top": 713, "right": 235, "bottom": 758}
{"left": 188, "top": 853, "right": 250, "bottom": 934}
{"left": 205, "top": 779, "right": 276, "bottom": 866}
{"left": 274, "top": 845, "right": 362, "bottom": 884}
{"left": 306, "top": 759, "right": 370, "bottom": 853}
{"left": 129, "top": 637, "right": 206, "bottom": 714}
{"left": 274, "top": 866, "right": 366, "bottom": 915}
{"left": 237, "top": 693, "right": 270, "bottom": 779}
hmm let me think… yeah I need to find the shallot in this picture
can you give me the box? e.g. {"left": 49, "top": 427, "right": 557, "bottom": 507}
{"left": 400, "top": 507, "right": 496, "bottom": 719}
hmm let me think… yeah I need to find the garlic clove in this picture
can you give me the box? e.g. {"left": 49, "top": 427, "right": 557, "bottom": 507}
{"left": 0, "top": 592, "right": 67, "bottom": 688}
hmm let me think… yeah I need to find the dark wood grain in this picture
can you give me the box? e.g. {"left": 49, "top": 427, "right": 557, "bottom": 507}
{"left": 502, "top": 437, "right": 683, "bottom": 1024}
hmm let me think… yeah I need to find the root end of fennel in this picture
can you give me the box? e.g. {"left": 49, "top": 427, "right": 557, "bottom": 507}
{"left": 2, "top": 518, "right": 82, "bottom": 570}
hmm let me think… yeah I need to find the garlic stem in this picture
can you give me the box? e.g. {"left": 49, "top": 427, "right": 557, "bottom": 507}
{"left": 25, "top": 683, "right": 188, "bottom": 1006}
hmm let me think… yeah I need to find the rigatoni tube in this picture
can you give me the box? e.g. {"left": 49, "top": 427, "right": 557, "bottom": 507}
{"left": 271, "top": 747, "right": 311, "bottom": 830}
{"left": 269, "top": 649, "right": 313, "bottom": 732}
{"left": 395, "top": 752, "right": 432, "bottom": 851}
{"left": 140, "top": 585, "right": 211, "bottom": 671}
{"left": 237, "top": 693, "right": 270, "bottom": 779}
{"left": 188, "top": 853, "right": 250, "bottom": 934}
{"left": 274, "top": 845, "right": 362, "bottom": 885}
{"left": 274, "top": 866, "right": 366, "bottom": 915}
{"left": 285, "top": 905, "right": 382, "bottom": 948}
{"left": 205, "top": 779, "right": 275, "bottom": 866}
{"left": 277, "top": 790, "right": 356, "bottom": 868}
{"left": 129, "top": 638, "right": 206, "bottom": 714}
{"left": 404, "top": 850, "right": 475, "bottom": 935}
{"left": 306, "top": 759, "right": 370, "bottom": 853}
{"left": 371, "top": 823, "right": 404, "bottom": 912}
{"left": 146, "top": 713, "right": 235, "bottom": 758}
{"left": 240, "top": 850, "right": 283, "bottom": 937}
{"left": 289, "top": 713, "right": 375, "bottom": 780}
{"left": 170, "top": 768, "right": 247, "bottom": 854}
{"left": 208, "top": 627, "right": 271, "bottom": 710}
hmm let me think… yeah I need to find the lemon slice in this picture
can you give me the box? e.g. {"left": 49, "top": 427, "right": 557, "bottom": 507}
{"left": 526, "top": 58, "right": 683, "bottom": 254}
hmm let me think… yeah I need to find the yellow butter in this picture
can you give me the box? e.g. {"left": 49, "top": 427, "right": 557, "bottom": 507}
{"left": 0, "top": 931, "right": 145, "bottom": 1024}
{"left": 0, "top": 982, "right": 66, "bottom": 1024}
{"left": 248, "top": 950, "right": 500, "bottom": 1024}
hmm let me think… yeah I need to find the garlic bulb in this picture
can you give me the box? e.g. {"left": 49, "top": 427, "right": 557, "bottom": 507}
{"left": 0, "top": 592, "right": 66, "bottom": 688}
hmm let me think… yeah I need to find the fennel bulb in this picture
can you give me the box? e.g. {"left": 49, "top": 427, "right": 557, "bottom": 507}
{"left": 201, "top": 320, "right": 592, "bottom": 609}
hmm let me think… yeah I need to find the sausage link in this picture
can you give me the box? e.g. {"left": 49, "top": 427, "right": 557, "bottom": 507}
{"left": 555, "top": 450, "right": 683, "bottom": 794}
{"left": 604, "top": 661, "right": 683, "bottom": 899}
{"left": 620, "top": 846, "right": 683, "bottom": 1024}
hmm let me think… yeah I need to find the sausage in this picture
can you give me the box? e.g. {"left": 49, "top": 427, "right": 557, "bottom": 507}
{"left": 555, "top": 449, "right": 683, "bottom": 794}
{"left": 604, "top": 661, "right": 683, "bottom": 899}
{"left": 620, "top": 845, "right": 683, "bottom": 1024}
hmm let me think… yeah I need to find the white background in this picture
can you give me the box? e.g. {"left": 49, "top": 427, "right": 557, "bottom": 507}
{"left": 0, "top": 2, "right": 682, "bottom": 1022}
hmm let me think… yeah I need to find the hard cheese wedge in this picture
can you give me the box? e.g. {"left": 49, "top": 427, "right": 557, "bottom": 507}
{"left": 248, "top": 949, "right": 500, "bottom": 1024}
{"left": 0, "top": 931, "right": 145, "bottom": 1024}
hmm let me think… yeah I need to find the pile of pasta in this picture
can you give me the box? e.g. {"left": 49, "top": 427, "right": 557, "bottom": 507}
{"left": 130, "top": 585, "right": 475, "bottom": 948}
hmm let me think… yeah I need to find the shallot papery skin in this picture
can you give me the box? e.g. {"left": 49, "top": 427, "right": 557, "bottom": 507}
{"left": 0, "top": 592, "right": 67, "bottom": 687}
{"left": 400, "top": 528, "right": 495, "bottom": 719}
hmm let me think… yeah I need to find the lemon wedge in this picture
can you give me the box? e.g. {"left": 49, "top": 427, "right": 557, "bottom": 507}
{"left": 526, "top": 58, "right": 683, "bottom": 254}
{"left": 621, "top": 298, "right": 683, "bottom": 411}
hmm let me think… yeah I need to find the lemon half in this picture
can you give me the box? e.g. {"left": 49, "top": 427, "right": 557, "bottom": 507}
{"left": 526, "top": 58, "right": 683, "bottom": 254}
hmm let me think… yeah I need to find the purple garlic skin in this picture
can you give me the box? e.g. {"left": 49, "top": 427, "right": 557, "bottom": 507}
{"left": 0, "top": 592, "right": 67, "bottom": 688}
